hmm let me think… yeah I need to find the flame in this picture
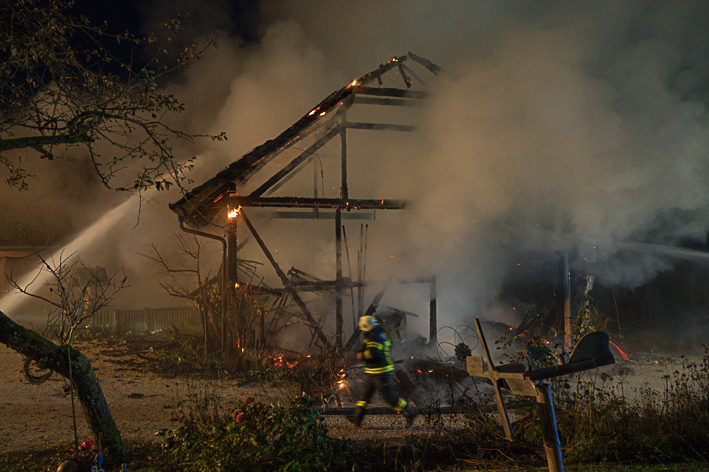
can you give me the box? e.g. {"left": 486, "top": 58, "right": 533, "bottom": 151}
{"left": 228, "top": 206, "right": 241, "bottom": 219}
{"left": 350, "top": 79, "right": 358, "bottom": 87}
{"left": 267, "top": 354, "right": 299, "bottom": 368}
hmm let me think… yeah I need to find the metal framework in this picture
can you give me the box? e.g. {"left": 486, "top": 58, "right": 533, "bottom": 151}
{"left": 170, "top": 53, "right": 441, "bottom": 348}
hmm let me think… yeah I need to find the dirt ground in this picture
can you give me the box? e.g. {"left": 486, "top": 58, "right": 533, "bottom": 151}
{"left": 0, "top": 334, "right": 700, "bottom": 458}
{"left": 0, "top": 335, "right": 434, "bottom": 457}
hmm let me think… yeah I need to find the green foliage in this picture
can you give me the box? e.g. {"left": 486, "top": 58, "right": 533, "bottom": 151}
{"left": 165, "top": 395, "right": 356, "bottom": 472}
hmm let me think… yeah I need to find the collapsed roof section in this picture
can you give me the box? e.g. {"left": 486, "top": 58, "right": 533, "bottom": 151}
{"left": 169, "top": 52, "right": 441, "bottom": 227}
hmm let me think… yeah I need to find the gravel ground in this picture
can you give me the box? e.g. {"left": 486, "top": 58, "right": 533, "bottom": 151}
{"left": 0, "top": 335, "right": 700, "bottom": 456}
{"left": 0, "top": 338, "right": 296, "bottom": 455}
{"left": 0, "top": 337, "right": 457, "bottom": 455}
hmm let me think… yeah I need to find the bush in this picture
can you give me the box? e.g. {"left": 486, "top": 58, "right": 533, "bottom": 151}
{"left": 165, "top": 396, "right": 356, "bottom": 472}
{"left": 510, "top": 346, "right": 709, "bottom": 465}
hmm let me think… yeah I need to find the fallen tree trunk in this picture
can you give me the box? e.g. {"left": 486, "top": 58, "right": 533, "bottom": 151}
{"left": 0, "top": 310, "right": 124, "bottom": 454}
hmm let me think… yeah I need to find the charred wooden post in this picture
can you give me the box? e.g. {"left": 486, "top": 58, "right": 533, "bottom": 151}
{"left": 334, "top": 112, "right": 348, "bottom": 347}
{"left": 342, "top": 225, "right": 357, "bottom": 333}
{"left": 335, "top": 208, "right": 343, "bottom": 346}
{"left": 429, "top": 275, "right": 437, "bottom": 344}
{"left": 313, "top": 156, "right": 319, "bottom": 218}
{"left": 340, "top": 114, "right": 348, "bottom": 201}
{"left": 227, "top": 221, "right": 238, "bottom": 289}
{"left": 358, "top": 224, "right": 366, "bottom": 319}
{"left": 563, "top": 253, "right": 571, "bottom": 351}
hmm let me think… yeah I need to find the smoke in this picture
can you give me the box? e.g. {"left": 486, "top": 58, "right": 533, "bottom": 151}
{"left": 255, "top": 0, "right": 709, "bottom": 330}
{"left": 4, "top": 1, "right": 709, "bottom": 337}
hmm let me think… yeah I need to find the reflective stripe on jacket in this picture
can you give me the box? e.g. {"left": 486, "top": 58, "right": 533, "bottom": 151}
{"left": 360, "top": 326, "right": 394, "bottom": 374}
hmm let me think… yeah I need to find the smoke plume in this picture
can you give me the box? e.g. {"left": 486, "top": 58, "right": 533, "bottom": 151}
{"left": 4, "top": 0, "right": 709, "bottom": 338}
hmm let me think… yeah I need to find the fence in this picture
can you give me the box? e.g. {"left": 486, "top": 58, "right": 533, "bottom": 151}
{"left": 91, "top": 306, "right": 201, "bottom": 335}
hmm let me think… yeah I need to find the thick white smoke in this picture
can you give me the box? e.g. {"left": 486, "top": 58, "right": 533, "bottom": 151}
{"left": 4, "top": 1, "right": 709, "bottom": 335}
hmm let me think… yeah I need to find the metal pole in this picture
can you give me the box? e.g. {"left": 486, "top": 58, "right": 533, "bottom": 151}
{"left": 536, "top": 382, "right": 564, "bottom": 472}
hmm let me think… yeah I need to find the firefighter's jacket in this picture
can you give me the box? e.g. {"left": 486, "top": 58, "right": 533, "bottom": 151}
{"left": 359, "top": 326, "right": 394, "bottom": 375}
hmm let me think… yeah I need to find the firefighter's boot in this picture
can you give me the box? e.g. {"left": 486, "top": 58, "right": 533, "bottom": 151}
{"left": 403, "top": 404, "right": 418, "bottom": 428}
{"left": 347, "top": 407, "right": 366, "bottom": 427}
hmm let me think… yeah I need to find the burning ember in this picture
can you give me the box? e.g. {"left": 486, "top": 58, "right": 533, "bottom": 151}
{"left": 261, "top": 353, "right": 312, "bottom": 369}
{"left": 228, "top": 206, "right": 241, "bottom": 219}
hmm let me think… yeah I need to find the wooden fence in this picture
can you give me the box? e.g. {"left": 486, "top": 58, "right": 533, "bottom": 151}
{"left": 91, "top": 306, "right": 201, "bottom": 335}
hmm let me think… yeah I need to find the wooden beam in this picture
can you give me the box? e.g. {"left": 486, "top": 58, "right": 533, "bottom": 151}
{"left": 249, "top": 126, "right": 342, "bottom": 199}
{"left": 353, "top": 96, "right": 423, "bottom": 107}
{"left": 474, "top": 318, "right": 515, "bottom": 441}
{"left": 268, "top": 211, "right": 375, "bottom": 220}
{"left": 350, "top": 86, "right": 428, "bottom": 99}
{"left": 238, "top": 209, "right": 330, "bottom": 348}
{"left": 407, "top": 52, "right": 442, "bottom": 75}
{"left": 230, "top": 196, "right": 407, "bottom": 210}
{"left": 343, "top": 122, "right": 415, "bottom": 132}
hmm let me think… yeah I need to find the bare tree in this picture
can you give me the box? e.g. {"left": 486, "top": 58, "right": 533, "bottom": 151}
{"left": 1, "top": 248, "right": 128, "bottom": 455}
{"left": 140, "top": 234, "right": 223, "bottom": 353}
{"left": 140, "top": 234, "right": 271, "bottom": 357}
{"left": 0, "top": 0, "right": 225, "bottom": 192}
{"left": 7, "top": 252, "right": 128, "bottom": 345}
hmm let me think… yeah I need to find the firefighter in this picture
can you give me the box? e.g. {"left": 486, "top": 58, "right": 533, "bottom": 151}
{"left": 347, "top": 315, "right": 417, "bottom": 427}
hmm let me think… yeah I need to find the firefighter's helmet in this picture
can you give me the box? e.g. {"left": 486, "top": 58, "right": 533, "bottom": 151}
{"left": 358, "top": 315, "right": 378, "bottom": 332}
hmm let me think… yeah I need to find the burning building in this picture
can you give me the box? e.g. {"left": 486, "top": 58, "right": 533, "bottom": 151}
{"left": 169, "top": 53, "right": 442, "bottom": 351}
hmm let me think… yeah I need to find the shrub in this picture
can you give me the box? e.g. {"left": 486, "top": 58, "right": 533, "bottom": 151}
{"left": 510, "top": 346, "right": 709, "bottom": 465}
{"left": 165, "top": 395, "right": 356, "bottom": 472}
